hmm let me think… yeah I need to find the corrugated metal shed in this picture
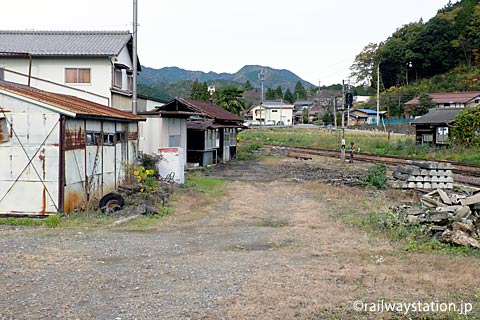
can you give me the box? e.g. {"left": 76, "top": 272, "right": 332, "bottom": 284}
{"left": 0, "top": 80, "right": 142, "bottom": 216}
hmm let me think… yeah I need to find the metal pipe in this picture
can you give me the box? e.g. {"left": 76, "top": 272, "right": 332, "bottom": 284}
{"left": 132, "top": 0, "right": 138, "bottom": 115}
{"left": 58, "top": 115, "right": 66, "bottom": 213}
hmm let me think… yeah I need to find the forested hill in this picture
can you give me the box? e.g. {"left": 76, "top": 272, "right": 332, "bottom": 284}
{"left": 137, "top": 65, "right": 314, "bottom": 100}
{"left": 352, "top": 0, "right": 480, "bottom": 92}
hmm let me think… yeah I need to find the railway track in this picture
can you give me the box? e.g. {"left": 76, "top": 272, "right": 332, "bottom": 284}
{"left": 264, "top": 144, "right": 480, "bottom": 186}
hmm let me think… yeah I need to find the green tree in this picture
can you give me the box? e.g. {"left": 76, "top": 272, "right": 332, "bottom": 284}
{"left": 322, "top": 112, "right": 334, "bottom": 125}
{"left": 283, "top": 89, "right": 295, "bottom": 104}
{"left": 265, "top": 87, "right": 276, "bottom": 100}
{"left": 274, "top": 86, "right": 283, "bottom": 100}
{"left": 294, "top": 81, "right": 308, "bottom": 100}
{"left": 244, "top": 79, "right": 253, "bottom": 90}
{"left": 213, "top": 85, "right": 246, "bottom": 115}
{"left": 451, "top": 106, "right": 480, "bottom": 146}
{"left": 189, "top": 80, "right": 210, "bottom": 101}
{"left": 350, "top": 43, "right": 379, "bottom": 88}
{"left": 410, "top": 92, "right": 435, "bottom": 117}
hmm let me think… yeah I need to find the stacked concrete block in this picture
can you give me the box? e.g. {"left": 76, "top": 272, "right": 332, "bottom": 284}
{"left": 392, "top": 161, "right": 453, "bottom": 189}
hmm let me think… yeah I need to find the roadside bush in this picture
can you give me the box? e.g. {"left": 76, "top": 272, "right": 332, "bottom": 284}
{"left": 364, "top": 163, "right": 387, "bottom": 189}
{"left": 236, "top": 142, "right": 263, "bottom": 160}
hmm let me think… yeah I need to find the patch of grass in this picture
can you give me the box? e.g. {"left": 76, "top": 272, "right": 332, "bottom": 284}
{"left": 239, "top": 128, "right": 480, "bottom": 165}
{"left": 44, "top": 214, "right": 62, "bottom": 228}
{"left": 255, "top": 219, "right": 289, "bottom": 228}
{"left": 0, "top": 217, "right": 43, "bottom": 227}
{"left": 236, "top": 142, "right": 263, "bottom": 160}
{"left": 60, "top": 211, "right": 115, "bottom": 227}
{"left": 185, "top": 173, "right": 226, "bottom": 198}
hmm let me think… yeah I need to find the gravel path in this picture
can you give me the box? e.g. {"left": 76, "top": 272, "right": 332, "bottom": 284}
{"left": 1, "top": 157, "right": 480, "bottom": 319}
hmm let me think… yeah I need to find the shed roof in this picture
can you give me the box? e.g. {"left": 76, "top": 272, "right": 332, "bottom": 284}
{"left": 0, "top": 80, "right": 144, "bottom": 122}
{"left": 410, "top": 108, "right": 462, "bottom": 125}
{"left": 405, "top": 92, "right": 480, "bottom": 105}
{"left": 160, "top": 98, "right": 244, "bottom": 122}
{"left": 0, "top": 30, "right": 131, "bottom": 56}
{"left": 352, "top": 108, "right": 387, "bottom": 115}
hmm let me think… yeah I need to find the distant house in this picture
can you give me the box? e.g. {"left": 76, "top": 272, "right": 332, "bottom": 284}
{"left": 349, "top": 108, "right": 387, "bottom": 125}
{"left": 155, "top": 98, "right": 245, "bottom": 166}
{"left": 410, "top": 108, "right": 463, "bottom": 145}
{"left": 0, "top": 80, "right": 144, "bottom": 216}
{"left": 405, "top": 92, "right": 480, "bottom": 111}
{"left": 251, "top": 100, "right": 294, "bottom": 125}
{"left": 0, "top": 30, "right": 140, "bottom": 110}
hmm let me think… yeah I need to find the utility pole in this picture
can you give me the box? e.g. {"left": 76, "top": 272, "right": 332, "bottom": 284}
{"left": 333, "top": 97, "right": 337, "bottom": 129}
{"left": 258, "top": 68, "right": 266, "bottom": 125}
{"left": 376, "top": 62, "right": 380, "bottom": 126}
{"left": 132, "top": 0, "right": 138, "bottom": 115}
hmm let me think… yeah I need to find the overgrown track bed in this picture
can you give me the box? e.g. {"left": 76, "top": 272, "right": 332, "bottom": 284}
{"left": 265, "top": 144, "right": 480, "bottom": 186}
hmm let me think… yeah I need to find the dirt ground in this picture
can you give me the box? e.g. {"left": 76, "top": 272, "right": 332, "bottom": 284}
{"left": 1, "top": 155, "right": 480, "bottom": 319}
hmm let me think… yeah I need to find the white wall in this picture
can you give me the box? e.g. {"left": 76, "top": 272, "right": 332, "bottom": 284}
{"left": 0, "top": 93, "right": 60, "bottom": 215}
{"left": 251, "top": 105, "right": 293, "bottom": 124}
{"left": 139, "top": 116, "right": 187, "bottom": 163}
{"left": 0, "top": 56, "right": 113, "bottom": 105}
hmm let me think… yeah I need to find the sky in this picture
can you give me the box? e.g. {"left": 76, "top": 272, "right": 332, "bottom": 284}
{"left": 2, "top": 0, "right": 454, "bottom": 86}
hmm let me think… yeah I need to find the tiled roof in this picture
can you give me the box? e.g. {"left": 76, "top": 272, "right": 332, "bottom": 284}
{"left": 178, "top": 98, "right": 244, "bottom": 122}
{"left": 406, "top": 92, "right": 480, "bottom": 105}
{"left": 0, "top": 30, "right": 131, "bottom": 56}
{"left": 410, "top": 108, "right": 462, "bottom": 125}
{"left": 0, "top": 81, "right": 144, "bottom": 122}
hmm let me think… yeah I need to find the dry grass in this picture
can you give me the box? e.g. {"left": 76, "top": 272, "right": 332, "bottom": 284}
{"left": 211, "top": 177, "right": 480, "bottom": 319}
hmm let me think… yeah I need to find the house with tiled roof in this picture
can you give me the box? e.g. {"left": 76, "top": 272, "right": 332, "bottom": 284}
{"left": 144, "top": 98, "right": 245, "bottom": 166}
{"left": 405, "top": 92, "right": 480, "bottom": 109}
{"left": 0, "top": 30, "right": 139, "bottom": 110}
{"left": 0, "top": 80, "right": 144, "bottom": 216}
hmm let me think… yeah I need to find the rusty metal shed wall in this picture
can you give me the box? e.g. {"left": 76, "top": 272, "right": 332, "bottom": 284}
{"left": 62, "top": 119, "right": 139, "bottom": 213}
{"left": 0, "top": 94, "right": 60, "bottom": 215}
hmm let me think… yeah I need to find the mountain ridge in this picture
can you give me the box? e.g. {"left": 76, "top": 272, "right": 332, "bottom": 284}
{"left": 138, "top": 65, "right": 315, "bottom": 91}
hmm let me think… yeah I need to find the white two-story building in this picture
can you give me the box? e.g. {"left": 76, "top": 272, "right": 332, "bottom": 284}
{"left": 0, "top": 30, "right": 139, "bottom": 111}
{"left": 250, "top": 100, "right": 294, "bottom": 125}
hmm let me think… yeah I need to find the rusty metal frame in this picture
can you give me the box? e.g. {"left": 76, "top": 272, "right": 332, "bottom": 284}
{"left": 0, "top": 107, "right": 59, "bottom": 211}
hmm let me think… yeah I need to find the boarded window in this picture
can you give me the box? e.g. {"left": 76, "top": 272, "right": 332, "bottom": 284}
{"left": 65, "top": 68, "right": 91, "bottom": 84}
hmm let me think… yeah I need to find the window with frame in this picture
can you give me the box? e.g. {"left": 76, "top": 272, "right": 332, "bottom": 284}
{"left": 0, "top": 68, "right": 4, "bottom": 81}
{"left": 0, "top": 117, "right": 9, "bottom": 142}
{"left": 169, "top": 135, "right": 181, "bottom": 147}
{"left": 103, "top": 133, "right": 115, "bottom": 146}
{"left": 436, "top": 127, "right": 449, "bottom": 144}
{"left": 422, "top": 134, "right": 433, "bottom": 144}
{"left": 116, "top": 132, "right": 126, "bottom": 144}
{"left": 113, "top": 68, "right": 122, "bottom": 88}
{"left": 127, "top": 71, "right": 133, "bottom": 91}
{"left": 86, "top": 131, "right": 101, "bottom": 146}
{"left": 65, "top": 68, "right": 91, "bottom": 84}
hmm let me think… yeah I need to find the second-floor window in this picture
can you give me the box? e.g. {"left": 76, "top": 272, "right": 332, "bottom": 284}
{"left": 65, "top": 68, "right": 91, "bottom": 84}
{"left": 113, "top": 68, "right": 122, "bottom": 89}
